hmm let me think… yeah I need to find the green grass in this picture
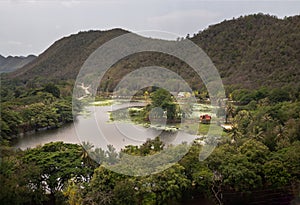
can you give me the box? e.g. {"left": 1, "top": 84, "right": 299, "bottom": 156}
{"left": 91, "top": 100, "right": 114, "bottom": 106}
{"left": 198, "top": 123, "right": 227, "bottom": 136}
{"left": 181, "top": 122, "right": 227, "bottom": 136}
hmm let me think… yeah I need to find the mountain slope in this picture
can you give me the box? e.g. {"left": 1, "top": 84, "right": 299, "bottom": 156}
{"left": 191, "top": 13, "right": 300, "bottom": 88}
{"left": 0, "top": 55, "right": 36, "bottom": 73}
{"left": 8, "top": 29, "right": 129, "bottom": 82}
{"left": 6, "top": 14, "right": 300, "bottom": 90}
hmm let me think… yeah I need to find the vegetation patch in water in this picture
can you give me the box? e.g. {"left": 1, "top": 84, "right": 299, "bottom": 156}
{"left": 91, "top": 99, "right": 114, "bottom": 106}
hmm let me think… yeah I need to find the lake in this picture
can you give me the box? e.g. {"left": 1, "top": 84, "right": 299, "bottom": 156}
{"left": 13, "top": 102, "right": 205, "bottom": 150}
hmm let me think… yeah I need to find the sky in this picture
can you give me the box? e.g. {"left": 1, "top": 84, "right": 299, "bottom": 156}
{"left": 0, "top": 0, "right": 299, "bottom": 57}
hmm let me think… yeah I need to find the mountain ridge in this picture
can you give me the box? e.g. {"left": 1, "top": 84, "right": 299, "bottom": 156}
{"left": 0, "top": 54, "right": 36, "bottom": 73}
{"left": 8, "top": 28, "right": 129, "bottom": 81}
{"left": 191, "top": 13, "right": 300, "bottom": 88}
{"left": 5, "top": 14, "right": 300, "bottom": 90}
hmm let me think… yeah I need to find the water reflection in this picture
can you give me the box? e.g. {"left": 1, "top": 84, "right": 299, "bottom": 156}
{"left": 14, "top": 102, "right": 198, "bottom": 150}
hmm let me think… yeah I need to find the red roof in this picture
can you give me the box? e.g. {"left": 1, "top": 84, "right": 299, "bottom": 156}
{"left": 200, "top": 114, "right": 211, "bottom": 120}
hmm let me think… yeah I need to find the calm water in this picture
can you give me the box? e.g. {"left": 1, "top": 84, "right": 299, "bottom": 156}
{"left": 14, "top": 102, "right": 198, "bottom": 150}
{"left": 13, "top": 122, "right": 80, "bottom": 150}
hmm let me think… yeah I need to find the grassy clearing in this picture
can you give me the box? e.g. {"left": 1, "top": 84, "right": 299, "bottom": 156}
{"left": 180, "top": 122, "right": 227, "bottom": 136}
{"left": 91, "top": 100, "right": 114, "bottom": 106}
{"left": 198, "top": 123, "right": 227, "bottom": 136}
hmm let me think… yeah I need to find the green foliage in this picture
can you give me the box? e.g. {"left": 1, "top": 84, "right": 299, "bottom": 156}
{"left": 82, "top": 163, "right": 190, "bottom": 205}
{"left": 263, "top": 142, "right": 300, "bottom": 188}
{"left": 113, "top": 179, "right": 139, "bottom": 205}
{"left": 269, "top": 88, "right": 291, "bottom": 103}
{"left": 63, "top": 179, "right": 83, "bottom": 205}
{"left": 53, "top": 99, "right": 73, "bottom": 123}
{"left": 149, "top": 88, "right": 180, "bottom": 122}
{"left": 272, "top": 142, "right": 300, "bottom": 181}
{"left": 83, "top": 165, "right": 122, "bottom": 205}
{"left": 43, "top": 83, "right": 60, "bottom": 98}
{"left": 232, "top": 87, "right": 293, "bottom": 105}
{"left": 1, "top": 133, "right": 300, "bottom": 205}
{"left": 0, "top": 154, "right": 44, "bottom": 205}
{"left": 207, "top": 140, "right": 266, "bottom": 192}
{"left": 1, "top": 84, "right": 300, "bottom": 204}
{"left": 0, "top": 85, "right": 73, "bottom": 141}
{"left": 0, "top": 105, "right": 22, "bottom": 139}
{"left": 150, "top": 88, "right": 173, "bottom": 108}
{"left": 123, "top": 137, "right": 164, "bottom": 156}
{"left": 22, "top": 142, "right": 93, "bottom": 203}
{"left": 192, "top": 14, "right": 300, "bottom": 89}
{"left": 263, "top": 160, "right": 291, "bottom": 187}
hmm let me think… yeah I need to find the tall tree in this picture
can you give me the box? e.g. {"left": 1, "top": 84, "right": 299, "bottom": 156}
{"left": 23, "top": 142, "right": 90, "bottom": 204}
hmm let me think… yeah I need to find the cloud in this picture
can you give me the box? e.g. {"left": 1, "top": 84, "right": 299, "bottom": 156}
{"left": 60, "top": 0, "right": 81, "bottom": 8}
{"left": 148, "top": 9, "right": 221, "bottom": 35}
{"left": 7, "top": 41, "right": 23, "bottom": 45}
{"left": 149, "top": 9, "right": 219, "bottom": 23}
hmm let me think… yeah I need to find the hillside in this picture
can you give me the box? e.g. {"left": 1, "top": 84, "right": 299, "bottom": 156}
{"left": 5, "top": 14, "right": 300, "bottom": 90}
{"left": 0, "top": 55, "right": 36, "bottom": 73}
{"left": 8, "top": 29, "right": 129, "bottom": 82}
{"left": 192, "top": 13, "right": 300, "bottom": 88}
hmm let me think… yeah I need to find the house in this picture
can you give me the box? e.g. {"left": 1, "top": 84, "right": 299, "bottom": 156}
{"left": 178, "top": 92, "right": 192, "bottom": 98}
{"left": 200, "top": 114, "right": 211, "bottom": 124}
{"left": 221, "top": 124, "right": 233, "bottom": 132}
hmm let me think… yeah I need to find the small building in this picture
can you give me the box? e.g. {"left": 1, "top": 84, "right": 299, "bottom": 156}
{"left": 221, "top": 124, "right": 233, "bottom": 132}
{"left": 178, "top": 92, "right": 192, "bottom": 98}
{"left": 200, "top": 114, "right": 211, "bottom": 124}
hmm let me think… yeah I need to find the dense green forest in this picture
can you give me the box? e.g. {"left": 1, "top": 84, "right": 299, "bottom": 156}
{"left": 1, "top": 83, "right": 300, "bottom": 204}
{"left": 0, "top": 81, "right": 78, "bottom": 141}
{"left": 192, "top": 14, "right": 300, "bottom": 88}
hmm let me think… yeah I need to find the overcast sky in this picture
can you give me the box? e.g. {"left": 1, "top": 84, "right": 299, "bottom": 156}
{"left": 0, "top": 0, "right": 299, "bottom": 57}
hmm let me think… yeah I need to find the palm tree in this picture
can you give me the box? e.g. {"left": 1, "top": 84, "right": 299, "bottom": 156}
{"left": 229, "top": 123, "right": 242, "bottom": 148}
{"left": 106, "top": 145, "right": 119, "bottom": 165}
{"left": 251, "top": 125, "right": 264, "bottom": 141}
{"left": 81, "top": 141, "right": 95, "bottom": 168}
{"left": 94, "top": 147, "right": 106, "bottom": 164}
{"left": 262, "top": 114, "right": 273, "bottom": 130}
{"left": 274, "top": 124, "right": 290, "bottom": 149}
{"left": 234, "top": 110, "right": 253, "bottom": 135}
{"left": 225, "top": 102, "right": 235, "bottom": 124}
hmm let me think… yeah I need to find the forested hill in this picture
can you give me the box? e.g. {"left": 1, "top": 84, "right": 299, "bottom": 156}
{"left": 6, "top": 14, "right": 300, "bottom": 89}
{"left": 8, "top": 29, "right": 129, "bottom": 81}
{"left": 0, "top": 54, "right": 36, "bottom": 73}
{"left": 191, "top": 14, "right": 300, "bottom": 88}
